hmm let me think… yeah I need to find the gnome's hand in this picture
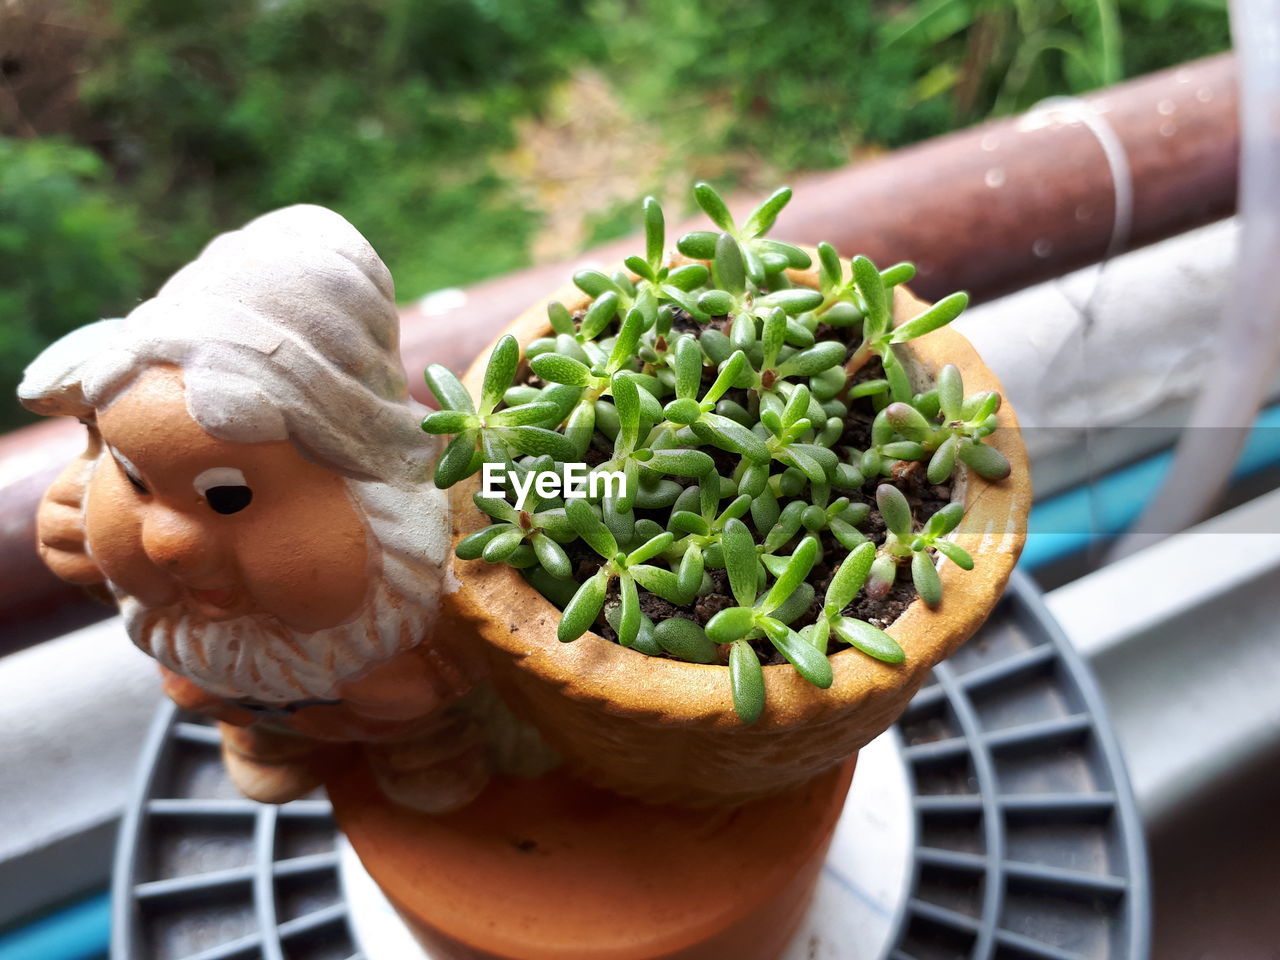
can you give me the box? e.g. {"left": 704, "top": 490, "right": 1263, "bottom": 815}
{"left": 36, "top": 426, "right": 106, "bottom": 587}
{"left": 337, "top": 644, "right": 464, "bottom": 722}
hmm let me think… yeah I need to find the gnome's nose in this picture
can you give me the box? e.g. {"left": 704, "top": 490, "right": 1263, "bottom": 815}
{"left": 141, "top": 506, "right": 224, "bottom": 581}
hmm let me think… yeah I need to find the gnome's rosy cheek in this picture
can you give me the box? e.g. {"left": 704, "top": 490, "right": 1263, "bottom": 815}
{"left": 224, "top": 460, "right": 371, "bottom": 633}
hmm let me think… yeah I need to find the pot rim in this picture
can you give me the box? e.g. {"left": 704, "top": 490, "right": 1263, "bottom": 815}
{"left": 446, "top": 259, "right": 1030, "bottom": 732}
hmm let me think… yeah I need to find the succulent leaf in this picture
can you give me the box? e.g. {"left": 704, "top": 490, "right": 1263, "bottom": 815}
{"left": 729, "top": 640, "right": 765, "bottom": 723}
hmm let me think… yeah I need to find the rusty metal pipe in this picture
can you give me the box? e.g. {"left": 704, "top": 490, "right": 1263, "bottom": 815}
{"left": 777, "top": 53, "right": 1237, "bottom": 303}
{"left": 0, "top": 53, "right": 1239, "bottom": 642}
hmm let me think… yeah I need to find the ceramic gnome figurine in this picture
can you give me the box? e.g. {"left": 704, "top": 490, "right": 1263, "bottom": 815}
{"left": 19, "top": 205, "right": 492, "bottom": 813}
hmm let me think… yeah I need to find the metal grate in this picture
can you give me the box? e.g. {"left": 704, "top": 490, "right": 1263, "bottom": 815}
{"left": 112, "top": 710, "right": 358, "bottom": 960}
{"left": 889, "top": 571, "right": 1149, "bottom": 960}
{"left": 113, "top": 571, "right": 1148, "bottom": 960}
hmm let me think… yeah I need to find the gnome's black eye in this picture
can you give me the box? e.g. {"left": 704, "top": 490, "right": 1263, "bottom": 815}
{"left": 194, "top": 467, "right": 252, "bottom": 514}
{"left": 125, "top": 470, "right": 149, "bottom": 496}
{"left": 206, "top": 485, "right": 253, "bottom": 515}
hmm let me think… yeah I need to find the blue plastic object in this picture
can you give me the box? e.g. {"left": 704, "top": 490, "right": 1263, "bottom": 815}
{"left": 0, "top": 892, "right": 109, "bottom": 960}
{"left": 1022, "top": 404, "right": 1280, "bottom": 569}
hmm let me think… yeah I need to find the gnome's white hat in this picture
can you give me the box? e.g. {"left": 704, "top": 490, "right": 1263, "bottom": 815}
{"left": 20, "top": 205, "right": 431, "bottom": 484}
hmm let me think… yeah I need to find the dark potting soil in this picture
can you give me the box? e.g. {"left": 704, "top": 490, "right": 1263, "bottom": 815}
{"left": 668, "top": 306, "right": 730, "bottom": 338}
{"left": 512, "top": 313, "right": 959, "bottom": 666}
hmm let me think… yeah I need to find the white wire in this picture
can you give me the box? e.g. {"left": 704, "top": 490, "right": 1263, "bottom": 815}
{"left": 1030, "top": 96, "right": 1135, "bottom": 257}
{"left": 1026, "top": 95, "right": 1134, "bottom": 561}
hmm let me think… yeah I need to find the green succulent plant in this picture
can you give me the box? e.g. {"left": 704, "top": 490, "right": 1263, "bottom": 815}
{"left": 801, "top": 541, "right": 905, "bottom": 663}
{"left": 454, "top": 456, "right": 575, "bottom": 573}
{"left": 866, "top": 485, "right": 975, "bottom": 607}
{"left": 423, "top": 183, "right": 1012, "bottom": 722}
{"left": 676, "top": 184, "right": 812, "bottom": 285}
{"left": 423, "top": 337, "right": 578, "bottom": 487}
{"left": 854, "top": 363, "right": 1011, "bottom": 484}
{"left": 704, "top": 531, "right": 830, "bottom": 723}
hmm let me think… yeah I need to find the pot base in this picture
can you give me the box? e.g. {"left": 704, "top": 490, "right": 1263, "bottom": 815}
{"left": 328, "top": 757, "right": 856, "bottom": 960}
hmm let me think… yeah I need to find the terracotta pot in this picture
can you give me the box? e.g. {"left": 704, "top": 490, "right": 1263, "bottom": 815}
{"left": 329, "top": 755, "right": 856, "bottom": 960}
{"left": 445, "top": 262, "right": 1030, "bottom": 805}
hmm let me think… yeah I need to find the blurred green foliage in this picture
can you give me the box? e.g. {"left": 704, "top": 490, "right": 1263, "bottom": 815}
{"left": 77, "top": 0, "right": 593, "bottom": 294}
{"left": 588, "top": 0, "right": 1230, "bottom": 170}
{"left": 0, "top": 137, "right": 142, "bottom": 414}
{"left": 588, "top": 0, "right": 932, "bottom": 171}
{"left": 0, "top": 0, "right": 1229, "bottom": 429}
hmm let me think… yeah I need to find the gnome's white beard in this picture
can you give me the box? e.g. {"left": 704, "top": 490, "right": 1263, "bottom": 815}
{"left": 118, "top": 571, "right": 427, "bottom": 704}
{"left": 108, "top": 478, "right": 454, "bottom": 706}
